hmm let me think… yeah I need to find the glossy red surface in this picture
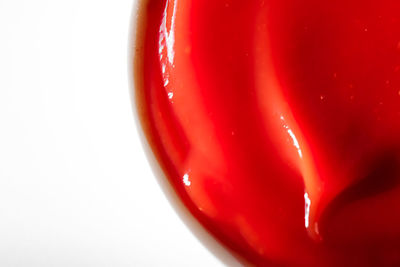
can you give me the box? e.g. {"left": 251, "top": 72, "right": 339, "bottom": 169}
{"left": 135, "top": 0, "right": 400, "bottom": 265}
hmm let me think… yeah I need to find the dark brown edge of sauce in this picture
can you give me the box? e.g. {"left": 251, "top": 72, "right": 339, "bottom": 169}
{"left": 128, "top": 1, "right": 249, "bottom": 266}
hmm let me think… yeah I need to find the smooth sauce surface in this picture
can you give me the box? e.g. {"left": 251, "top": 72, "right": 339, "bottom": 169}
{"left": 135, "top": 0, "right": 400, "bottom": 265}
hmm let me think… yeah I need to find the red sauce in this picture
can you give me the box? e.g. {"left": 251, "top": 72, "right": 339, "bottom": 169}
{"left": 134, "top": 0, "right": 400, "bottom": 265}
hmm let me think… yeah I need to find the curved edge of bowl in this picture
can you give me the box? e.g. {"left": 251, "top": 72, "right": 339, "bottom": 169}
{"left": 127, "top": 1, "right": 249, "bottom": 266}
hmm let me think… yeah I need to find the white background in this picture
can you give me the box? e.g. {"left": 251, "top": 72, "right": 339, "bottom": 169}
{"left": 0, "top": 0, "right": 225, "bottom": 266}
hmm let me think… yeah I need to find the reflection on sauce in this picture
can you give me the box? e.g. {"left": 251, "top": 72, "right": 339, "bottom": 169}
{"left": 135, "top": 0, "right": 400, "bottom": 265}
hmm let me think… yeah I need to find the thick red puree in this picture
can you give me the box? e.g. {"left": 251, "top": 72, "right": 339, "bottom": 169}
{"left": 134, "top": 0, "right": 400, "bottom": 265}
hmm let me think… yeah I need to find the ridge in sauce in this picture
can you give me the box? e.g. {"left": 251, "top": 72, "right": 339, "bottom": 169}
{"left": 135, "top": 0, "right": 400, "bottom": 265}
